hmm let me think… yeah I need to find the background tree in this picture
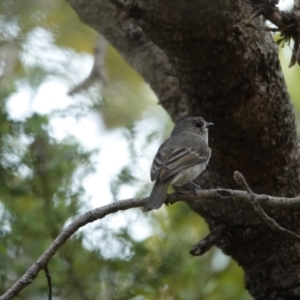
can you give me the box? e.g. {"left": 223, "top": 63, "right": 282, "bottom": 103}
{"left": 1, "top": 0, "right": 300, "bottom": 299}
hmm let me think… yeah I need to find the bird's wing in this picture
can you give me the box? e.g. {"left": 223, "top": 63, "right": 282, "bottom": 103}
{"left": 151, "top": 137, "right": 211, "bottom": 181}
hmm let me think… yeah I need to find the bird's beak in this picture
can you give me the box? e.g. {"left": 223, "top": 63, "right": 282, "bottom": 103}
{"left": 206, "top": 122, "right": 214, "bottom": 128}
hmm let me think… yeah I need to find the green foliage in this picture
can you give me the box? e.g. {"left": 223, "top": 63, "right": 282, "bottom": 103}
{"left": 0, "top": 91, "right": 100, "bottom": 299}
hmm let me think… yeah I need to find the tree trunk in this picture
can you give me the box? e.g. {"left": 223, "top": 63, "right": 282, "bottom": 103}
{"left": 67, "top": 0, "right": 300, "bottom": 298}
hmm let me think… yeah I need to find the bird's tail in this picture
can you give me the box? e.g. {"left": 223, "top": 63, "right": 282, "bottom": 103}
{"left": 143, "top": 177, "right": 173, "bottom": 212}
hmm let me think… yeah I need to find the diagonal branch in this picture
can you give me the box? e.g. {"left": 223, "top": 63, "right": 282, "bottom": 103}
{"left": 234, "top": 171, "right": 300, "bottom": 242}
{"left": 66, "top": 0, "right": 189, "bottom": 120}
{"left": 68, "top": 36, "right": 108, "bottom": 96}
{"left": 190, "top": 224, "right": 227, "bottom": 256}
{"left": 0, "top": 197, "right": 146, "bottom": 300}
{"left": 2, "top": 173, "right": 300, "bottom": 299}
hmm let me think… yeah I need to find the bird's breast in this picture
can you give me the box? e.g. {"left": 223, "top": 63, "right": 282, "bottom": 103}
{"left": 172, "top": 163, "right": 207, "bottom": 186}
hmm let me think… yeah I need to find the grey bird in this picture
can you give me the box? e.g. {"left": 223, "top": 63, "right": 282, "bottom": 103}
{"left": 143, "top": 117, "right": 213, "bottom": 212}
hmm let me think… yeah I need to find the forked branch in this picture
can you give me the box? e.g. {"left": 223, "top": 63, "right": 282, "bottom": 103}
{"left": 248, "top": 0, "right": 300, "bottom": 67}
{"left": 234, "top": 171, "right": 300, "bottom": 242}
{"left": 2, "top": 172, "right": 300, "bottom": 300}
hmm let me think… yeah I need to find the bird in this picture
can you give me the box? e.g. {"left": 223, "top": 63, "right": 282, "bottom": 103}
{"left": 143, "top": 117, "right": 213, "bottom": 212}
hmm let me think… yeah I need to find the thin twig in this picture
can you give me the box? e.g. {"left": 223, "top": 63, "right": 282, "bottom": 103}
{"left": 190, "top": 224, "right": 226, "bottom": 256}
{"left": 265, "top": 27, "right": 280, "bottom": 32}
{"left": 289, "top": 38, "right": 299, "bottom": 67}
{"left": 233, "top": 171, "right": 300, "bottom": 242}
{"left": 0, "top": 197, "right": 146, "bottom": 300}
{"left": 68, "top": 36, "right": 107, "bottom": 96}
{"left": 233, "top": 171, "right": 253, "bottom": 193}
{"left": 242, "top": 8, "right": 263, "bottom": 25}
{"left": 44, "top": 265, "right": 52, "bottom": 300}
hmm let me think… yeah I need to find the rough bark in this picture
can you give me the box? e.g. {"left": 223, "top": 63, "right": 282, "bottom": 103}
{"left": 67, "top": 0, "right": 300, "bottom": 299}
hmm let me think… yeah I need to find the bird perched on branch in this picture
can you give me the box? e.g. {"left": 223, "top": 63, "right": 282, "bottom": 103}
{"left": 143, "top": 117, "right": 213, "bottom": 212}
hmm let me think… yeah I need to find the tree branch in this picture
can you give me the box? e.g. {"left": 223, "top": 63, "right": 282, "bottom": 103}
{"left": 190, "top": 224, "right": 227, "bottom": 256}
{"left": 249, "top": 0, "right": 300, "bottom": 66}
{"left": 68, "top": 36, "right": 108, "bottom": 96}
{"left": 234, "top": 171, "right": 300, "bottom": 242}
{"left": 3, "top": 173, "right": 300, "bottom": 299}
{"left": 0, "top": 197, "right": 146, "bottom": 300}
{"left": 44, "top": 265, "right": 52, "bottom": 300}
{"left": 66, "top": 0, "right": 189, "bottom": 120}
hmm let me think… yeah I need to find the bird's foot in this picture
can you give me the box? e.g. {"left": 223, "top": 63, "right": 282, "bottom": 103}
{"left": 189, "top": 181, "right": 201, "bottom": 190}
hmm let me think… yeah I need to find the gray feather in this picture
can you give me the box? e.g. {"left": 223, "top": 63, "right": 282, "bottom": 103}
{"left": 143, "top": 177, "right": 174, "bottom": 212}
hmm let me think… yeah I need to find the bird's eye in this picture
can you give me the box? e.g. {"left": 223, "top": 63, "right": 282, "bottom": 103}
{"left": 195, "top": 121, "right": 203, "bottom": 128}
